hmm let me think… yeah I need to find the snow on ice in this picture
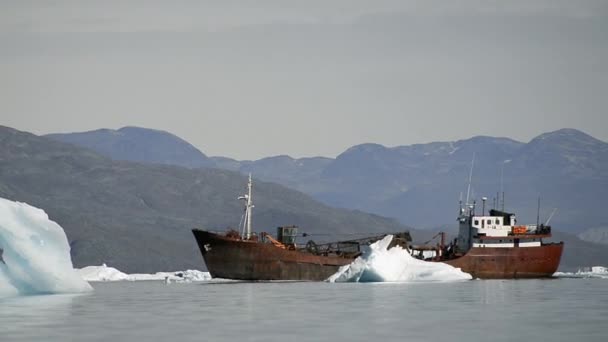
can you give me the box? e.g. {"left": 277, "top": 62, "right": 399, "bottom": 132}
{"left": 78, "top": 264, "right": 212, "bottom": 282}
{"left": 0, "top": 198, "right": 92, "bottom": 297}
{"left": 328, "top": 235, "right": 472, "bottom": 283}
{"left": 554, "top": 266, "right": 608, "bottom": 279}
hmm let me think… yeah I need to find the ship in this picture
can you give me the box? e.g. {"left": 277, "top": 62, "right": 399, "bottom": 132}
{"left": 194, "top": 174, "right": 563, "bottom": 281}
{"left": 409, "top": 199, "right": 564, "bottom": 279}
{"left": 192, "top": 174, "right": 411, "bottom": 281}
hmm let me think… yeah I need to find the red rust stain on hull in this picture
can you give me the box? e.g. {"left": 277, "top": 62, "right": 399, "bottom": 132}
{"left": 193, "top": 230, "right": 352, "bottom": 281}
{"left": 194, "top": 230, "right": 564, "bottom": 280}
{"left": 443, "top": 243, "right": 564, "bottom": 279}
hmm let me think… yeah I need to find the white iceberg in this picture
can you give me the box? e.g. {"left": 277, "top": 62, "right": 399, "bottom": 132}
{"left": 77, "top": 264, "right": 130, "bottom": 281}
{"left": 78, "top": 264, "right": 212, "bottom": 282}
{"left": 554, "top": 266, "right": 608, "bottom": 279}
{"left": 591, "top": 266, "right": 608, "bottom": 274}
{"left": 0, "top": 198, "right": 92, "bottom": 297}
{"left": 328, "top": 235, "right": 472, "bottom": 282}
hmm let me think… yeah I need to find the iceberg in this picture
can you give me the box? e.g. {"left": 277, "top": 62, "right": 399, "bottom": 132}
{"left": 0, "top": 197, "right": 92, "bottom": 297}
{"left": 554, "top": 266, "right": 608, "bottom": 279}
{"left": 77, "top": 264, "right": 130, "bottom": 282}
{"left": 77, "top": 264, "right": 212, "bottom": 282}
{"left": 328, "top": 235, "right": 472, "bottom": 282}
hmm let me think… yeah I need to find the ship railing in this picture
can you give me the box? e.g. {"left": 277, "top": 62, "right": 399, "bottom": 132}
{"left": 208, "top": 228, "right": 412, "bottom": 250}
{"left": 296, "top": 232, "right": 410, "bottom": 257}
{"left": 298, "top": 240, "right": 361, "bottom": 257}
{"left": 536, "top": 224, "right": 551, "bottom": 235}
{"left": 508, "top": 224, "right": 551, "bottom": 236}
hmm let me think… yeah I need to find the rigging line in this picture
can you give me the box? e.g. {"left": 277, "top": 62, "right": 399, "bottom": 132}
{"left": 238, "top": 209, "right": 246, "bottom": 237}
{"left": 301, "top": 232, "right": 407, "bottom": 237}
{"left": 465, "top": 153, "right": 476, "bottom": 205}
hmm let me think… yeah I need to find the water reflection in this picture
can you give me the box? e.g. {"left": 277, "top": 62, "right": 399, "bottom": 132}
{"left": 478, "top": 280, "right": 508, "bottom": 304}
{"left": 0, "top": 292, "right": 89, "bottom": 339}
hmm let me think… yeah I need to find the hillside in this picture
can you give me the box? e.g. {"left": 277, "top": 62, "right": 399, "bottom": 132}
{"left": 42, "top": 126, "right": 608, "bottom": 269}
{"left": 1, "top": 126, "right": 409, "bottom": 273}
{"left": 578, "top": 227, "right": 608, "bottom": 245}
{"left": 48, "top": 127, "right": 608, "bottom": 234}
{"left": 46, "top": 126, "right": 214, "bottom": 168}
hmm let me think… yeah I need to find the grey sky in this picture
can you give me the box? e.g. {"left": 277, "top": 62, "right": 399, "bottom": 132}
{"left": 1, "top": 0, "right": 607, "bottom": 159}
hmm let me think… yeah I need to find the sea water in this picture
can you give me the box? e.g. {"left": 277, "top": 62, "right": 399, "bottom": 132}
{"left": 1, "top": 278, "right": 606, "bottom": 342}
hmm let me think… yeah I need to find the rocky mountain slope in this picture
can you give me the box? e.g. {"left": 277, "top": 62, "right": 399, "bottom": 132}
{"left": 42, "top": 126, "right": 608, "bottom": 269}
{"left": 47, "top": 126, "right": 214, "bottom": 168}
{"left": 2, "top": 126, "right": 409, "bottom": 272}
{"left": 578, "top": 227, "right": 608, "bottom": 245}
{"left": 48, "top": 127, "right": 608, "bottom": 234}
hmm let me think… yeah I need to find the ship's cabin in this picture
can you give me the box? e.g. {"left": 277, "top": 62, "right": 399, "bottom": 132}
{"left": 456, "top": 207, "right": 550, "bottom": 253}
{"left": 470, "top": 209, "right": 520, "bottom": 237}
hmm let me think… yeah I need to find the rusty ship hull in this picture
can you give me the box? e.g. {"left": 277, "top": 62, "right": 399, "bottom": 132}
{"left": 192, "top": 229, "right": 353, "bottom": 281}
{"left": 442, "top": 243, "right": 564, "bottom": 279}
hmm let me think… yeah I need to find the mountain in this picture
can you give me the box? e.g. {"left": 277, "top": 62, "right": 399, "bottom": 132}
{"left": 46, "top": 126, "right": 214, "bottom": 168}
{"left": 210, "top": 155, "right": 334, "bottom": 193}
{"left": 1, "top": 126, "right": 410, "bottom": 273}
{"left": 23, "top": 125, "right": 608, "bottom": 269}
{"left": 316, "top": 136, "right": 524, "bottom": 215}
{"left": 578, "top": 227, "right": 608, "bottom": 245}
{"left": 552, "top": 231, "right": 608, "bottom": 270}
{"left": 47, "top": 127, "right": 608, "bottom": 235}
{"left": 319, "top": 129, "right": 608, "bottom": 231}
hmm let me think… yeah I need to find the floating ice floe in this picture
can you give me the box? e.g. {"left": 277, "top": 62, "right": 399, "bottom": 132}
{"left": 554, "top": 266, "right": 608, "bottom": 279}
{"left": 0, "top": 198, "right": 92, "bottom": 298}
{"left": 77, "top": 264, "right": 212, "bottom": 282}
{"left": 328, "top": 235, "right": 472, "bottom": 283}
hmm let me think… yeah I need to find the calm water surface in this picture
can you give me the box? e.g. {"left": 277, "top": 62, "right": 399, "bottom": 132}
{"left": 1, "top": 279, "right": 606, "bottom": 342}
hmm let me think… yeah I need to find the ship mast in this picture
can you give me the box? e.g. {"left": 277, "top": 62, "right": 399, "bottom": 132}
{"left": 246, "top": 174, "right": 253, "bottom": 239}
{"left": 465, "top": 153, "right": 475, "bottom": 207}
{"left": 238, "top": 173, "right": 254, "bottom": 240}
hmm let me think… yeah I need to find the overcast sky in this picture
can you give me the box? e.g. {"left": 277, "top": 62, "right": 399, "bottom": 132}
{"left": 1, "top": 0, "right": 607, "bottom": 159}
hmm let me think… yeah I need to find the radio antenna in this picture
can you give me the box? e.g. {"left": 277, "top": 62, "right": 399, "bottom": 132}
{"left": 537, "top": 196, "right": 541, "bottom": 227}
{"left": 545, "top": 208, "right": 558, "bottom": 226}
{"left": 465, "top": 153, "right": 476, "bottom": 206}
